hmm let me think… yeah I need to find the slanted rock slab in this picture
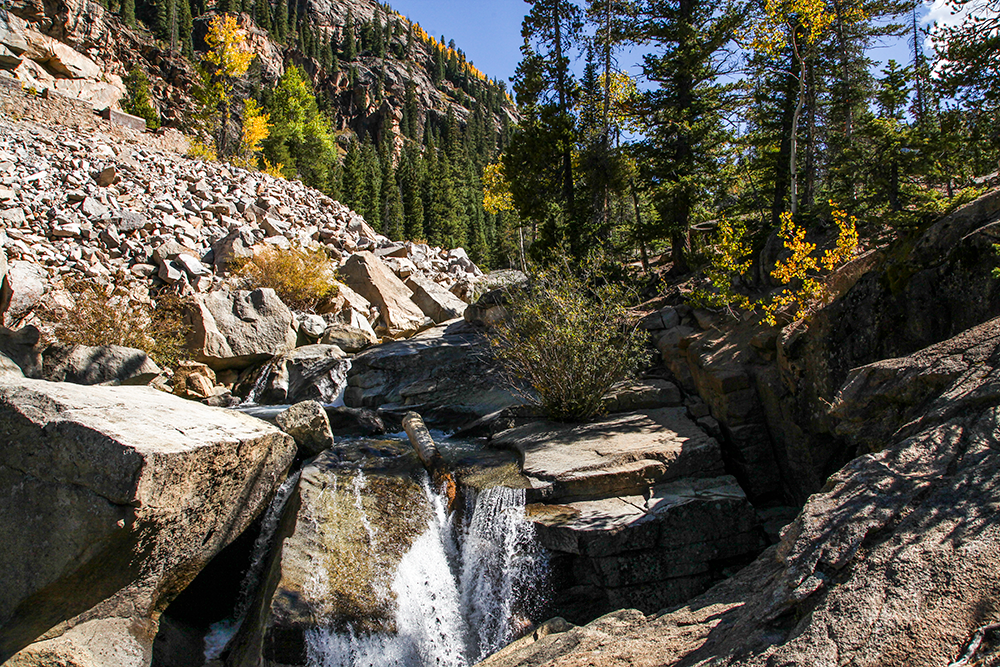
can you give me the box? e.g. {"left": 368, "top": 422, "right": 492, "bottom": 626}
{"left": 493, "top": 408, "right": 725, "bottom": 502}
{"left": 405, "top": 274, "right": 468, "bottom": 324}
{"left": 0, "top": 378, "right": 296, "bottom": 665}
{"left": 338, "top": 251, "right": 428, "bottom": 337}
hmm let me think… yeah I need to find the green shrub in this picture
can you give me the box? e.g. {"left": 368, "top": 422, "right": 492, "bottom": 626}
{"left": 233, "top": 245, "right": 340, "bottom": 311}
{"left": 488, "top": 257, "right": 649, "bottom": 422}
{"left": 42, "top": 279, "right": 189, "bottom": 368}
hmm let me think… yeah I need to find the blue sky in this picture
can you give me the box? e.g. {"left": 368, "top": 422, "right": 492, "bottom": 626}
{"left": 388, "top": 0, "right": 529, "bottom": 84}
{"left": 385, "top": 1, "right": 945, "bottom": 90}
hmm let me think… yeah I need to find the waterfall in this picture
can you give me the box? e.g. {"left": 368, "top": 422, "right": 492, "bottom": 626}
{"left": 305, "top": 480, "right": 548, "bottom": 667}
{"left": 459, "top": 487, "right": 548, "bottom": 663}
{"left": 203, "top": 471, "right": 301, "bottom": 660}
{"left": 241, "top": 359, "right": 278, "bottom": 406}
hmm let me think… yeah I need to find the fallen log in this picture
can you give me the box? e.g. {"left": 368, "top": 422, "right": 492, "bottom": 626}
{"left": 402, "top": 411, "right": 458, "bottom": 511}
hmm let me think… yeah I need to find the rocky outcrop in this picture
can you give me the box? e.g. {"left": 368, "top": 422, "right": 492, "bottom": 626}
{"left": 484, "top": 317, "right": 1000, "bottom": 667}
{"left": 246, "top": 344, "right": 350, "bottom": 405}
{"left": 344, "top": 321, "right": 520, "bottom": 426}
{"left": 227, "top": 451, "right": 430, "bottom": 666}
{"left": 0, "top": 378, "right": 296, "bottom": 665}
{"left": 41, "top": 343, "right": 160, "bottom": 385}
{"left": 495, "top": 408, "right": 724, "bottom": 503}
{"left": 493, "top": 408, "right": 761, "bottom": 623}
{"left": 186, "top": 288, "right": 298, "bottom": 371}
{"left": 338, "top": 251, "right": 429, "bottom": 337}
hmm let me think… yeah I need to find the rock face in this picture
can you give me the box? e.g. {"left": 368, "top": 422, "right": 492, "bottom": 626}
{"left": 247, "top": 344, "right": 350, "bottom": 405}
{"left": 344, "top": 321, "right": 520, "bottom": 426}
{"left": 494, "top": 409, "right": 760, "bottom": 623}
{"left": 484, "top": 317, "right": 1000, "bottom": 667}
{"left": 0, "top": 378, "right": 296, "bottom": 665}
{"left": 227, "top": 452, "right": 430, "bottom": 666}
{"left": 186, "top": 288, "right": 298, "bottom": 371}
{"left": 41, "top": 343, "right": 160, "bottom": 385}
{"left": 405, "top": 274, "right": 468, "bottom": 324}
{"left": 338, "top": 251, "right": 429, "bottom": 337}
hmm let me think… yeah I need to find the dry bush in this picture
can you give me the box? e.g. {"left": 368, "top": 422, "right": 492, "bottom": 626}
{"left": 488, "top": 257, "right": 649, "bottom": 422}
{"left": 233, "top": 245, "right": 339, "bottom": 311}
{"left": 42, "top": 279, "right": 190, "bottom": 368}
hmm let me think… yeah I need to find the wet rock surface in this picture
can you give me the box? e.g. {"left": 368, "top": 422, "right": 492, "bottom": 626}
{"left": 227, "top": 451, "right": 430, "bottom": 666}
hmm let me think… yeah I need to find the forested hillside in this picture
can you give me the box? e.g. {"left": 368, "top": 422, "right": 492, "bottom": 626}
{"left": 496, "top": 0, "right": 1000, "bottom": 280}
{"left": 61, "top": 0, "right": 522, "bottom": 267}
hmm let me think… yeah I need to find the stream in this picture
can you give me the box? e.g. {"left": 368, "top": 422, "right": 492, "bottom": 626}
{"left": 202, "top": 432, "right": 549, "bottom": 667}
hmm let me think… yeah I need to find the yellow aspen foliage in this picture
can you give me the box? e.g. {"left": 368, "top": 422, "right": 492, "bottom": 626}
{"left": 204, "top": 14, "right": 254, "bottom": 82}
{"left": 262, "top": 158, "right": 285, "bottom": 179}
{"left": 231, "top": 98, "right": 270, "bottom": 169}
{"left": 762, "top": 204, "right": 859, "bottom": 324}
{"left": 482, "top": 161, "right": 515, "bottom": 214}
{"left": 693, "top": 204, "right": 859, "bottom": 325}
{"left": 690, "top": 217, "right": 753, "bottom": 312}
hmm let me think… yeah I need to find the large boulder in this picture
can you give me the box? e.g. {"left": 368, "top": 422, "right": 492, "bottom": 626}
{"left": 226, "top": 452, "right": 431, "bottom": 665}
{"left": 0, "top": 379, "right": 296, "bottom": 665}
{"left": 42, "top": 343, "right": 160, "bottom": 385}
{"left": 486, "top": 316, "right": 1000, "bottom": 667}
{"left": 275, "top": 400, "right": 335, "bottom": 456}
{"left": 338, "top": 252, "right": 428, "bottom": 337}
{"left": 185, "top": 288, "right": 298, "bottom": 371}
{"left": 246, "top": 344, "right": 350, "bottom": 405}
{"left": 405, "top": 275, "right": 468, "bottom": 324}
{"left": 0, "top": 261, "right": 47, "bottom": 327}
{"left": 344, "top": 321, "right": 520, "bottom": 427}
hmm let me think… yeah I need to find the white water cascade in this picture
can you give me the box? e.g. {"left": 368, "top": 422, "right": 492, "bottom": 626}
{"left": 305, "top": 481, "right": 548, "bottom": 667}
{"left": 203, "top": 471, "right": 302, "bottom": 660}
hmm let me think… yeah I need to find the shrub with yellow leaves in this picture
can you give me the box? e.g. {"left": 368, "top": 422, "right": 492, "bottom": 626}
{"left": 233, "top": 245, "right": 339, "bottom": 312}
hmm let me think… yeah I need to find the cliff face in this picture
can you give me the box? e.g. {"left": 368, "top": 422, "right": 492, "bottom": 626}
{"left": 2, "top": 0, "right": 515, "bottom": 152}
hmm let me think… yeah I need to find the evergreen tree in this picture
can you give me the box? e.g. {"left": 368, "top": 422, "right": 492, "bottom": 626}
{"left": 263, "top": 65, "right": 338, "bottom": 191}
{"left": 631, "top": 0, "right": 741, "bottom": 272}
{"left": 274, "top": 0, "right": 287, "bottom": 42}
{"left": 121, "top": 0, "right": 135, "bottom": 27}
{"left": 177, "top": 0, "right": 193, "bottom": 58}
{"left": 505, "top": 0, "right": 583, "bottom": 257}
{"left": 255, "top": 0, "right": 272, "bottom": 34}
{"left": 342, "top": 10, "right": 357, "bottom": 60}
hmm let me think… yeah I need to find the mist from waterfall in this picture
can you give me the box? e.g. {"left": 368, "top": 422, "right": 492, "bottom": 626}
{"left": 305, "top": 480, "right": 548, "bottom": 667}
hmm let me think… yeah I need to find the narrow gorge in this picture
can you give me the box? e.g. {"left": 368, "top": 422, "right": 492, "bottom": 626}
{"left": 1, "top": 0, "right": 1000, "bottom": 664}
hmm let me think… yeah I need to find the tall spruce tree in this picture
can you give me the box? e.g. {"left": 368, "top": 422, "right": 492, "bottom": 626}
{"left": 630, "top": 0, "right": 741, "bottom": 272}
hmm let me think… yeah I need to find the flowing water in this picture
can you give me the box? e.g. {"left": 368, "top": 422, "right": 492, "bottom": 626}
{"left": 304, "top": 479, "right": 548, "bottom": 667}
{"left": 203, "top": 471, "right": 302, "bottom": 660}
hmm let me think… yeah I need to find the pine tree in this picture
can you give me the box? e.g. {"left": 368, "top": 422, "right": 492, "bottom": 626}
{"left": 255, "top": 0, "right": 272, "bottom": 34}
{"left": 342, "top": 10, "right": 357, "bottom": 60}
{"left": 632, "top": 0, "right": 741, "bottom": 271}
{"left": 274, "top": 0, "right": 287, "bottom": 42}
{"left": 178, "top": 0, "right": 193, "bottom": 58}
{"left": 121, "top": 0, "right": 135, "bottom": 27}
{"left": 506, "top": 0, "right": 583, "bottom": 257}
